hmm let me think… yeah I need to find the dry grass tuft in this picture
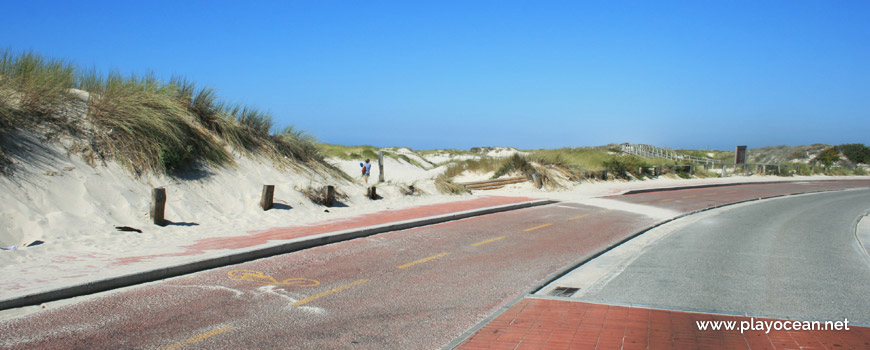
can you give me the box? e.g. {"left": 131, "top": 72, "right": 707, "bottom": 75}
{"left": 399, "top": 184, "right": 425, "bottom": 196}
{"left": 300, "top": 185, "right": 348, "bottom": 206}
{"left": 434, "top": 175, "right": 469, "bottom": 195}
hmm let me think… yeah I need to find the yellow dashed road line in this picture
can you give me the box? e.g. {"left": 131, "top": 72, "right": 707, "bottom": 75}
{"left": 163, "top": 325, "right": 235, "bottom": 350}
{"left": 292, "top": 279, "right": 369, "bottom": 306}
{"left": 524, "top": 223, "right": 553, "bottom": 232}
{"left": 703, "top": 193, "right": 716, "bottom": 196}
{"left": 471, "top": 236, "right": 507, "bottom": 247}
{"left": 658, "top": 198, "right": 675, "bottom": 203}
{"left": 681, "top": 195, "right": 696, "bottom": 199}
{"left": 569, "top": 214, "right": 590, "bottom": 220}
{"left": 397, "top": 253, "right": 449, "bottom": 269}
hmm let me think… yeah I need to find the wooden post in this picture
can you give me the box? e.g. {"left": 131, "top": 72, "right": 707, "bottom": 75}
{"left": 150, "top": 188, "right": 166, "bottom": 226}
{"left": 377, "top": 150, "right": 384, "bottom": 183}
{"left": 324, "top": 185, "right": 335, "bottom": 207}
{"left": 532, "top": 173, "right": 543, "bottom": 189}
{"left": 260, "top": 185, "right": 274, "bottom": 211}
{"left": 367, "top": 186, "right": 377, "bottom": 200}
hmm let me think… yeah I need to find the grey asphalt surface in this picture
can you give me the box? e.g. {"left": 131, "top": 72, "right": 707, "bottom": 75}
{"left": 582, "top": 189, "right": 870, "bottom": 324}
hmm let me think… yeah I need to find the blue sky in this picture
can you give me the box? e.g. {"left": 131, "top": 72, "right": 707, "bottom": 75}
{"left": 3, "top": 1, "right": 868, "bottom": 150}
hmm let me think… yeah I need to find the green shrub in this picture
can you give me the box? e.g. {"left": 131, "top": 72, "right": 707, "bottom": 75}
{"left": 812, "top": 147, "right": 840, "bottom": 168}
{"left": 601, "top": 155, "right": 650, "bottom": 179}
{"left": 837, "top": 144, "right": 870, "bottom": 164}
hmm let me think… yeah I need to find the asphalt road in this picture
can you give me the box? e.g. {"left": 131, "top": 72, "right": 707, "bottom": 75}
{"left": 1, "top": 180, "right": 869, "bottom": 349}
{"left": 583, "top": 188, "right": 870, "bottom": 324}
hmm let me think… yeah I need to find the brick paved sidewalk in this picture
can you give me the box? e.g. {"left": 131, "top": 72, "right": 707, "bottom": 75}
{"left": 456, "top": 298, "right": 870, "bottom": 350}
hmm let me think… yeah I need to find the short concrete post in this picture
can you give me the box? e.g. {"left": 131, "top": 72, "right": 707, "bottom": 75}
{"left": 377, "top": 150, "right": 384, "bottom": 183}
{"left": 324, "top": 185, "right": 335, "bottom": 207}
{"left": 260, "top": 185, "right": 275, "bottom": 211}
{"left": 532, "top": 173, "right": 543, "bottom": 189}
{"left": 367, "top": 186, "right": 377, "bottom": 200}
{"left": 150, "top": 187, "right": 166, "bottom": 226}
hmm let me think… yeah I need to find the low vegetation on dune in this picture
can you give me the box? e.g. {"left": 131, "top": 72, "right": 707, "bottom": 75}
{"left": 319, "top": 144, "right": 432, "bottom": 169}
{"left": 680, "top": 144, "right": 870, "bottom": 168}
{"left": 0, "top": 49, "right": 346, "bottom": 179}
{"left": 528, "top": 146, "right": 618, "bottom": 170}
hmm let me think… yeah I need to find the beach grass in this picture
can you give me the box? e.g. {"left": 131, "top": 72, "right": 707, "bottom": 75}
{"left": 0, "top": 49, "right": 340, "bottom": 178}
{"left": 319, "top": 144, "right": 432, "bottom": 169}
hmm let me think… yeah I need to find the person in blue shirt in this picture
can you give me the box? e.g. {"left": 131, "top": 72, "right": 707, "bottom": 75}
{"left": 360, "top": 159, "right": 372, "bottom": 184}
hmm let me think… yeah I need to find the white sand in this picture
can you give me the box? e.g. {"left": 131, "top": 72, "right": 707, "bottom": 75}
{"left": 421, "top": 152, "right": 480, "bottom": 165}
{"left": 0, "top": 139, "right": 474, "bottom": 303}
{"left": 1, "top": 138, "right": 867, "bottom": 311}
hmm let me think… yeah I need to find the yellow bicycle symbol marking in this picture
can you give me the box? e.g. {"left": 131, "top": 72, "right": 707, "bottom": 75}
{"left": 227, "top": 270, "right": 320, "bottom": 287}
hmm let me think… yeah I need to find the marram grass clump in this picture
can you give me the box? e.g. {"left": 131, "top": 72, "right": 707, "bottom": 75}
{"left": 0, "top": 49, "right": 343, "bottom": 178}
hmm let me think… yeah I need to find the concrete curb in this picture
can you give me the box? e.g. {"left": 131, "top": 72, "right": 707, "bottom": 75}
{"left": 854, "top": 213, "right": 870, "bottom": 264}
{"left": 0, "top": 199, "right": 557, "bottom": 311}
{"left": 446, "top": 187, "right": 864, "bottom": 349}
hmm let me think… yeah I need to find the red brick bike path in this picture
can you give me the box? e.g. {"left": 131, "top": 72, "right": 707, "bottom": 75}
{"left": 112, "top": 195, "right": 537, "bottom": 266}
{"left": 456, "top": 298, "right": 870, "bottom": 350}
